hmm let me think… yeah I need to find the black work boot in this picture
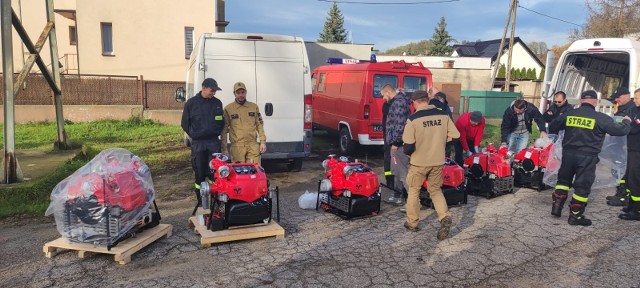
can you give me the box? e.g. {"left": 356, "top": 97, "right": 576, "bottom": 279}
{"left": 437, "top": 216, "right": 453, "bottom": 241}
{"left": 619, "top": 201, "right": 640, "bottom": 221}
{"left": 606, "top": 184, "right": 626, "bottom": 201}
{"left": 567, "top": 201, "right": 592, "bottom": 226}
{"left": 607, "top": 188, "right": 629, "bottom": 207}
{"left": 551, "top": 191, "right": 568, "bottom": 217}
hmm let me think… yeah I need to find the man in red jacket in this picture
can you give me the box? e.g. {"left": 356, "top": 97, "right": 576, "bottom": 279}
{"left": 453, "top": 111, "right": 485, "bottom": 166}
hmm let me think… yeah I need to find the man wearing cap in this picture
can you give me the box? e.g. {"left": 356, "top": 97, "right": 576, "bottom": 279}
{"left": 453, "top": 111, "right": 485, "bottom": 166}
{"left": 618, "top": 88, "right": 640, "bottom": 221}
{"left": 500, "top": 99, "right": 547, "bottom": 154}
{"left": 610, "top": 87, "right": 634, "bottom": 117}
{"left": 549, "top": 90, "right": 631, "bottom": 226}
{"left": 606, "top": 87, "right": 635, "bottom": 206}
{"left": 181, "top": 78, "right": 225, "bottom": 214}
{"left": 543, "top": 91, "right": 573, "bottom": 135}
{"left": 402, "top": 90, "right": 460, "bottom": 240}
{"left": 221, "top": 82, "right": 267, "bottom": 163}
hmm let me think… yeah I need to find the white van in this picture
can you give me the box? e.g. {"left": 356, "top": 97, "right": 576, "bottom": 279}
{"left": 541, "top": 38, "right": 640, "bottom": 114}
{"left": 175, "top": 33, "right": 313, "bottom": 171}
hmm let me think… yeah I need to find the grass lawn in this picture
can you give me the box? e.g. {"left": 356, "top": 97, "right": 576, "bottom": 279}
{"left": 0, "top": 118, "right": 187, "bottom": 218}
{"left": 0, "top": 119, "right": 540, "bottom": 218}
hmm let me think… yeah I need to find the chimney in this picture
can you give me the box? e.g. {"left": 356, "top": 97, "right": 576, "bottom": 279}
{"left": 215, "top": 0, "right": 229, "bottom": 32}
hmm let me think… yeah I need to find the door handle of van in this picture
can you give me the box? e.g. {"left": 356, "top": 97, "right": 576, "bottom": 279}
{"left": 265, "top": 103, "right": 273, "bottom": 116}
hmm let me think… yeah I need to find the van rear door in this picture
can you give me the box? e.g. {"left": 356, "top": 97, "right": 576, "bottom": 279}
{"left": 203, "top": 38, "right": 257, "bottom": 105}
{"left": 255, "top": 40, "right": 305, "bottom": 152}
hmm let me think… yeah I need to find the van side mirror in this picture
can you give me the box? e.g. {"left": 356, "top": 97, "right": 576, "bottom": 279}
{"left": 175, "top": 87, "right": 186, "bottom": 103}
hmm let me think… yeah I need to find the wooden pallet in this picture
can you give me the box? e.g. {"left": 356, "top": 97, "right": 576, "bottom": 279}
{"left": 43, "top": 223, "right": 173, "bottom": 265}
{"left": 188, "top": 216, "right": 284, "bottom": 247}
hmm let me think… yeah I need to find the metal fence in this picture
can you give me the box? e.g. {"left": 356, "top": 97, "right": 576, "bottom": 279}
{"left": 0, "top": 73, "right": 182, "bottom": 109}
{"left": 144, "top": 80, "right": 184, "bottom": 110}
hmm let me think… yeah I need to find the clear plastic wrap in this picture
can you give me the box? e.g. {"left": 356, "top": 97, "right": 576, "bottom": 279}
{"left": 45, "top": 148, "right": 155, "bottom": 246}
{"left": 543, "top": 131, "right": 627, "bottom": 190}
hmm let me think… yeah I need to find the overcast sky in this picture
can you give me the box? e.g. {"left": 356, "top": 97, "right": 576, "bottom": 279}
{"left": 225, "top": 0, "right": 587, "bottom": 51}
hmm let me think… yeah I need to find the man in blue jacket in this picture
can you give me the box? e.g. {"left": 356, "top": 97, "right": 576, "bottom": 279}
{"left": 500, "top": 99, "right": 547, "bottom": 154}
{"left": 181, "top": 78, "right": 225, "bottom": 215}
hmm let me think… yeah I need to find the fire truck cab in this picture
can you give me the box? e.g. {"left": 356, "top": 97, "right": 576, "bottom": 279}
{"left": 311, "top": 59, "right": 432, "bottom": 155}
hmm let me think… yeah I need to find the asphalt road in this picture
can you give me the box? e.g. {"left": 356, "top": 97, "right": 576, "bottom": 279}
{"left": 1, "top": 144, "right": 639, "bottom": 288}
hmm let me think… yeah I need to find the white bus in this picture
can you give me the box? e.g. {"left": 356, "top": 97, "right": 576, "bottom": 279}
{"left": 541, "top": 38, "right": 640, "bottom": 114}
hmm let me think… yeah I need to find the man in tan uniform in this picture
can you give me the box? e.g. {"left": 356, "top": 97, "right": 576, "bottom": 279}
{"left": 221, "top": 82, "right": 267, "bottom": 163}
{"left": 402, "top": 90, "right": 460, "bottom": 240}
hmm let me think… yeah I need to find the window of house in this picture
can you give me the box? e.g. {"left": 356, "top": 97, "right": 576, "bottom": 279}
{"left": 69, "top": 26, "right": 77, "bottom": 46}
{"left": 185, "top": 27, "right": 194, "bottom": 59}
{"left": 373, "top": 74, "right": 398, "bottom": 98}
{"left": 101, "top": 23, "right": 113, "bottom": 56}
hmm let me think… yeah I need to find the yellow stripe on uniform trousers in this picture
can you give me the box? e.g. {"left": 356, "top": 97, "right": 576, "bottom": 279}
{"left": 555, "top": 185, "right": 570, "bottom": 191}
{"left": 385, "top": 171, "right": 392, "bottom": 176}
{"left": 572, "top": 193, "right": 588, "bottom": 203}
{"left": 630, "top": 195, "right": 640, "bottom": 202}
{"left": 194, "top": 183, "right": 201, "bottom": 189}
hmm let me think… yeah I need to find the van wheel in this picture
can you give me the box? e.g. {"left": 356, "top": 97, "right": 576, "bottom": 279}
{"left": 288, "top": 158, "right": 303, "bottom": 172}
{"left": 339, "top": 127, "right": 356, "bottom": 155}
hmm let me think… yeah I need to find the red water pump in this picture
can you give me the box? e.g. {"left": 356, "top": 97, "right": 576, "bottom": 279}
{"left": 48, "top": 148, "right": 160, "bottom": 250}
{"left": 316, "top": 155, "right": 381, "bottom": 218}
{"left": 512, "top": 144, "right": 553, "bottom": 191}
{"left": 463, "top": 144, "right": 514, "bottom": 198}
{"left": 197, "top": 153, "right": 277, "bottom": 231}
{"left": 420, "top": 158, "right": 467, "bottom": 207}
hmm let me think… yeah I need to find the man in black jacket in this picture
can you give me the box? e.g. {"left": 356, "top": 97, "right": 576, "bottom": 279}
{"left": 549, "top": 90, "right": 631, "bottom": 226}
{"left": 543, "top": 91, "right": 573, "bottom": 134}
{"left": 606, "top": 87, "right": 635, "bottom": 206}
{"left": 181, "top": 78, "right": 225, "bottom": 214}
{"left": 618, "top": 89, "right": 640, "bottom": 220}
{"left": 500, "top": 99, "right": 547, "bottom": 154}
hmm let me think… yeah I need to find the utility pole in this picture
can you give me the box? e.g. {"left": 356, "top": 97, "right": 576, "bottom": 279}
{"left": 489, "top": 0, "right": 518, "bottom": 91}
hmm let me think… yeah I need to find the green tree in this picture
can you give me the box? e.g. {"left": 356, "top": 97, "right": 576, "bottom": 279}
{"left": 510, "top": 67, "right": 516, "bottom": 79}
{"left": 531, "top": 68, "right": 538, "bottom": 80}
{"left": 318, "top": 2, "right": 348, "bottom": 43}
{"left": 381, "top": 40, "right": 432, "bottom": 56}
{"left": 497, "top": 64, "right": 506, "bottom": 78}
{"left": 539, "top": 68, "right": 546, "bottom": 80}
{"left": 428, "top": 17, "right": 454, "bottom": 56}
{"left": 527, "top": 68, "right": 535, "bottom": 79}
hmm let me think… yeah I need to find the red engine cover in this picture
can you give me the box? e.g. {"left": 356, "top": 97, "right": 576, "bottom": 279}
{"left": 67, "top": 171, "right": 147, "bottom": 211}
{"left": 464, "top": 145, "right": 512, "bottom": 178}
{"left": 514, "top": 144, "right": 553, "bottom": 168}
{"left": 423, "top": 159, "right": 465, "bottom": 188}
{"left": 324, "top": 156, "right": 379, "bottom": 197}
{"left": 207, "top": 157, "right": 268, "bottom": 203}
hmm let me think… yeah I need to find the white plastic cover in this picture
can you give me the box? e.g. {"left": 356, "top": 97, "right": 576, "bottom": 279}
{"left": 45, "top": 148, "right": 155, "bottom": 246}
{"left": 298, "top": 190, "right": 318, "bottom": 210}
{"left": 543, "top": 131, "right": 627, "bottom": 190}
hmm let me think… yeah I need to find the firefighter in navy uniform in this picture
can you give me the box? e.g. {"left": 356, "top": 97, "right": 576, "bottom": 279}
{"left": 402, "top": 90, "right": 460, "bottom": 240}
{"left": 618, "top": 89, "right": 640, "bottom": 220}
{"left": 221, "top": 82, "right": 267, "bottom": 163}
{"left": 606, "top": 87, "right": 635, "bottom": 206}
{"left": 181, "top": 78, "right": 225, "bottom": 215}
{"left": 549, "top": 90, "right": 631, "bottom": 226}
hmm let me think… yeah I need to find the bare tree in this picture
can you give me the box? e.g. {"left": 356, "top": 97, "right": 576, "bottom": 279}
{"left": 527, "top": 41, "right": 549, "bottom": 55}
{"left": 571, "top": 0, "right": 640, "bottom": 40}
